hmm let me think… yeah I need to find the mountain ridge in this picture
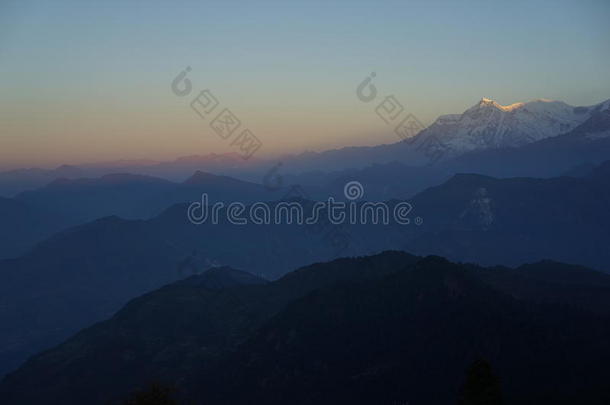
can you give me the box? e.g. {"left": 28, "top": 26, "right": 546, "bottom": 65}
{"left": 3, "top": 252, "right": 610, "bottom": 404}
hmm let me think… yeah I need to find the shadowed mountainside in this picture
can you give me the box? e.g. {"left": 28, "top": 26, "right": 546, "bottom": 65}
{"left": 2, "top": 252, "right": 610, "bottom": 405}
{"left": 0, "top": 197, "right": 67, "bottom": 260}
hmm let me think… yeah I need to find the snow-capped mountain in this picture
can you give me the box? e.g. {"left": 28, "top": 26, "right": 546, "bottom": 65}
{"left": 446, "top": 98, "right": 610, "bottom": 178}
{"left": 416, "top": 97, "right": 610, "bottom": 156}
{"left": 251, "top": 97, "right": 610, "bottom": 174}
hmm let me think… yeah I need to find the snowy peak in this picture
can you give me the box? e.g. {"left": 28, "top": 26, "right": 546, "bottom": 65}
{"left": 466, "top": 98, "right": 569, "bottom": 114}
{"left": 476, "top": 97, "right": 498, "bottom": 107}
{"left": 469, "top": 97, "right": 521, "bottom": 111}
{"left": 418, "top": 97, "right": 609, "bottom": 157}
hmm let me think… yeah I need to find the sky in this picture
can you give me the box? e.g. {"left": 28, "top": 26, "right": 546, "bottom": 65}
{"left": 0, "top": 0, "right": 609, "bottom": 169}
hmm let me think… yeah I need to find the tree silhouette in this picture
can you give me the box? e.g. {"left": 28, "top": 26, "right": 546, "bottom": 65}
{"left": 458, "top": 358, "right": 504, "bottom": 405}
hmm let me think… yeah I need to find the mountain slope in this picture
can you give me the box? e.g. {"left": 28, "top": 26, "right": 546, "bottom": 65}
{"left": 405, "top": 166, "right": 610, "bottom": 269}
{"left": 0, "top": 197, "right": 413, "bottom": 377}
{"left": 0, "top": 216, "right": 183, "bottom": 377}
{"left": 417, "top": 98, "right": 608, "bottom": 156}
{"left": 278, "top": 97, "right": 610, "bottom": 172}
{"left": 0, "top": 252, "right": 420, "bottom": 404}
{"left": 2, "top": 254, "right": 610, "bottom": 405}
{"left": 214, "top": 257, "right": 610, "bottom": 405}
{"left": 446, "top": 100, "right": 610, "bottom": 177}
{"left": 0, "top": 197, "right": 66, "bottom": 260}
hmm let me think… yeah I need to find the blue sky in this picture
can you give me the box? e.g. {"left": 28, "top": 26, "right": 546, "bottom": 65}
{"left": 1, "top": 0, "right": 609, "bottom": 168}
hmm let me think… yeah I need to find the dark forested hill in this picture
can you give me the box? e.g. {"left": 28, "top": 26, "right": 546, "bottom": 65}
{"left": 2, "top": 252, "right": 610, "bottom": 405}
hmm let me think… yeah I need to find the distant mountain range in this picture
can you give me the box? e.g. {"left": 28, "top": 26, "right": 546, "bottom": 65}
{"left": 1, "top": 96, "right": 609, "bottom": 383}
{"left": 276, "top": 97, "right": 610, "bottom": 172}
{"left": 0, "top": 154, "right": 261, "bottom": 197}
{"left": 15, "top": 171, "right": 284, "bottom": 225}
{"left": 0, "top": 170, "right": 288, "bottom": 261}
{"left": 2, "top": 97, "right": 608, "bottom": 197}
{"left": 2, "top": 252, "right": 610, "bottom": 404}
{"left": 1, "top": 92, "right": 609, "bottom": 404}
{"left": 6, "top": 97, "right": 609, "bottom": 247}
{"left": 1, "top": 161, "right": 610, "bottom": 378}
{"left": 0, "top": 165, "right": 84, "bottom": 197}
{"left": 289, "top": 97, "right": 610, "bottom": 190}
{"left": 447, "top": 100, "right": 610, "bottom": 177}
